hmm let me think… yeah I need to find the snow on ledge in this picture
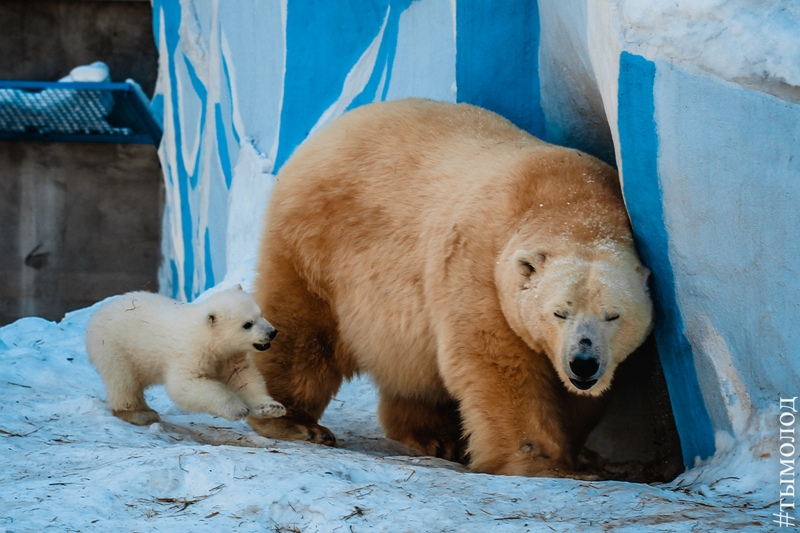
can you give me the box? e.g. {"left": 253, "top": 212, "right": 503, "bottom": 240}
{"left": 617, "top": 0, "right": 800, "bottom": 101}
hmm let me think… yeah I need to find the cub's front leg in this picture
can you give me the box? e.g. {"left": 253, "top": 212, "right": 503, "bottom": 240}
{"left": 165, "top": 371, "right": 250, "bottom": 421}
{"left": 224, "top": 354, "right": 286, "bottom": 418}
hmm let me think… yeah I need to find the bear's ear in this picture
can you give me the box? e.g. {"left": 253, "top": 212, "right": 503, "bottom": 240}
{"left": 513, "top": 250, "right": 545, "bottom": 277}
{"left": 233, "top": 283, "right": 243, "bottom": 291}
{"left": 635, "top": 265, "right": 651, "bottom": 282}
{"left": 207, "top": 313, "right": 217, "bottom": 326}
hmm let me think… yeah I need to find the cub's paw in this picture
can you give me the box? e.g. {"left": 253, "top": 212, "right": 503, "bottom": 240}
{"left": 252, "top": 401, "right": 286, "bottom": 418}
{"left": 247, "top": 415, "right": 336, "bottom": 445}
{"left": 113, "top": 408, "right": 160, "bottom": 426}
{"left": 216, "top": 400, "right": 251, "bottom": 421}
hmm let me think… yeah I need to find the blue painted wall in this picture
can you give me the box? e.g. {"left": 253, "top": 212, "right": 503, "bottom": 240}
{"left": 456, "top": 1, "right": 545, "bottom": 139}
{"left": 618, "top": 52, "right": 715, "bottom": 463}
{"left": 276, "top": 1, "right": 403, "bottom": 169}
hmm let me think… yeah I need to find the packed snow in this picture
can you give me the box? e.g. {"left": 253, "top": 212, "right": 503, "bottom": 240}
{"left": 618, "top": 0, "right": 800, "bottom": 93}
{"left": 0, "top": 301, "right": 779, "bottom": 531}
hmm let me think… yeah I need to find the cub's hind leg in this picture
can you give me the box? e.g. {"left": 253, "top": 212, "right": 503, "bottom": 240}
{"left": 102, "top": 364, "right": 160, "bottom": 426}
{"left": 110, "top": 394, "right": 160, "bottom": 426}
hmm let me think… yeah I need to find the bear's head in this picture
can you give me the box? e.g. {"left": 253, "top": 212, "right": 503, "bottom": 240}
{"left": 201, "top": 285, "right": 278, "bottom": 356}
{"left": 496, "top": 233, "right": 653, "bottom": 397}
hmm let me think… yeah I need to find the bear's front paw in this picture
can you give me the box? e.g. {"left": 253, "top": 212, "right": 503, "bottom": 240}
{"left": 216, "top": 400, "right": 251, "bottom": 421}
{"left": 252, "top": 401, "right": 286, "bottom": 418}
{"left": 247, "top": 415, "right": 336, "bottom": 445}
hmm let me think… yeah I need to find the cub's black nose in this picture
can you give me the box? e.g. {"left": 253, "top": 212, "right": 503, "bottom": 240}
{"left": 570, "top": 356, "right": 599, "bottom": 380}
{"left": 267, "top": 327, "right": 278, "bottom": 340}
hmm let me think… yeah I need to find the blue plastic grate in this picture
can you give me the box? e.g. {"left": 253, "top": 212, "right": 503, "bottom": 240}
{"left": 0, "top": 81, "right": 162, "bottom": 145}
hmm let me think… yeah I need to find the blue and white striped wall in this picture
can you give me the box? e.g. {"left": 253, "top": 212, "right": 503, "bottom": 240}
{"left": 152, "top": 0, "right": 800, "bottom": 468}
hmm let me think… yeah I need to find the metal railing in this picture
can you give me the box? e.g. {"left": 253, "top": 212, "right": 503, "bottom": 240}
{"left": 0, "top": 80, "right": 162, "bottom": 145}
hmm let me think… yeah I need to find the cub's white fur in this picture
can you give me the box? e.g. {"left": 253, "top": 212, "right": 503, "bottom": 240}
{"left": 86, "top": 285, "right": 285, "bottom": 426}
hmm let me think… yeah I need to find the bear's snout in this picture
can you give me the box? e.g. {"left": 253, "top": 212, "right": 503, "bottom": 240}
{"left": 568, "top": 355, "right": 599, "bottom": 390}
{"left": 267, "top": 326, "right": 278, "bottom": 340}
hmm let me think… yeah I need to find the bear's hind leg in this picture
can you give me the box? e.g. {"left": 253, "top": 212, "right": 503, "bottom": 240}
{"left": 379, "top": 392, "right": 467, "bottom": 463}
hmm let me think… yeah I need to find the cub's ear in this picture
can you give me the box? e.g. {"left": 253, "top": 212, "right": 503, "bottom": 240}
{"left": 513, "top": 250, "right": 545, "bottom": 277}
{"left": 233, "top": 283, "right": 243, "bottom": 291}
{"left": 207, "top": 313, "right": 217, "bottom": 326}
{"left": 635, "top": 265, "right": 651, "bottom": 282}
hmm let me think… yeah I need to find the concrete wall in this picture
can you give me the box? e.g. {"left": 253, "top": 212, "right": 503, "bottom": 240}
{"left": 0, "top": 0, "right": 158, "bottom": 96}
{"left": 0, "top": 142, "right": 163, "bottom": 325}
{"left": 0, "top": 0, "right": 162, "bottom": 325}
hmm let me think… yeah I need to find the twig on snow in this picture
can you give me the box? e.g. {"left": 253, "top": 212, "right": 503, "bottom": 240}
{"left": 270, "top": 518, "right": 302, "bottom": 533}
{"left": 342, "top": 506, "right": 369, "bottom": 520}
{"left": 154, "top": 484, "right": 225, "bottom": 512}
{"left": 0, "top": 426, "right": 41, "bottom": 437}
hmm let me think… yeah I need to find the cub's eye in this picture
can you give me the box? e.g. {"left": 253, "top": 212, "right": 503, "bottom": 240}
{"left": 554, "top": 311, "right": 568, "bottom": 320}
{"left": 243, "top": 321, "right": 254, "bottom": 330}
{"left": 606, "top": 314, "right": 620, "bottom": 322}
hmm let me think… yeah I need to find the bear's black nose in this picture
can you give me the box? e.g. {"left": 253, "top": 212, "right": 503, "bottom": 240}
{"left": 570, "top": 356, "right": 599, "bottom": 380}
{"left": 579, "top": 337, "right": 592, "bottom": 347}
{"left": 267, "top": 327, "right": 278, "bottom": 340}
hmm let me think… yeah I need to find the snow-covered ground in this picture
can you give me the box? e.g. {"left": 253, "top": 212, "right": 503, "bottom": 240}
{"left": 0, "top": 304, "right": 778, "bottom": 532}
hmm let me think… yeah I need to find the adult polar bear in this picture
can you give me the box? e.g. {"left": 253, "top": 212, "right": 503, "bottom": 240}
{"left": 249, "top": 98, "right": 653, "bottom": 477}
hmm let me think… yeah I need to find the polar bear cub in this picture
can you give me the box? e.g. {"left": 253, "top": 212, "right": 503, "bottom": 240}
{"left": 86, "top": 285, "right": 285, "bottom": 426}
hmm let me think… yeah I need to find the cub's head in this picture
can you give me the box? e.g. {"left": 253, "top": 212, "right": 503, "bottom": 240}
{"left": 202, "top": 284, "right": 277, "bottom": 354}
{"left": 497, "top": 240, "right": 653, "bottom": 396}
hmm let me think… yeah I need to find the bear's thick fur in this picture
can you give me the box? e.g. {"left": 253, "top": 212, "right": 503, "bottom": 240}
{"left": 249, "top": 98, "right": 653, "bottom": 477}
{"left": 86, "top": 285, "right": 285, "bottom": 425}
